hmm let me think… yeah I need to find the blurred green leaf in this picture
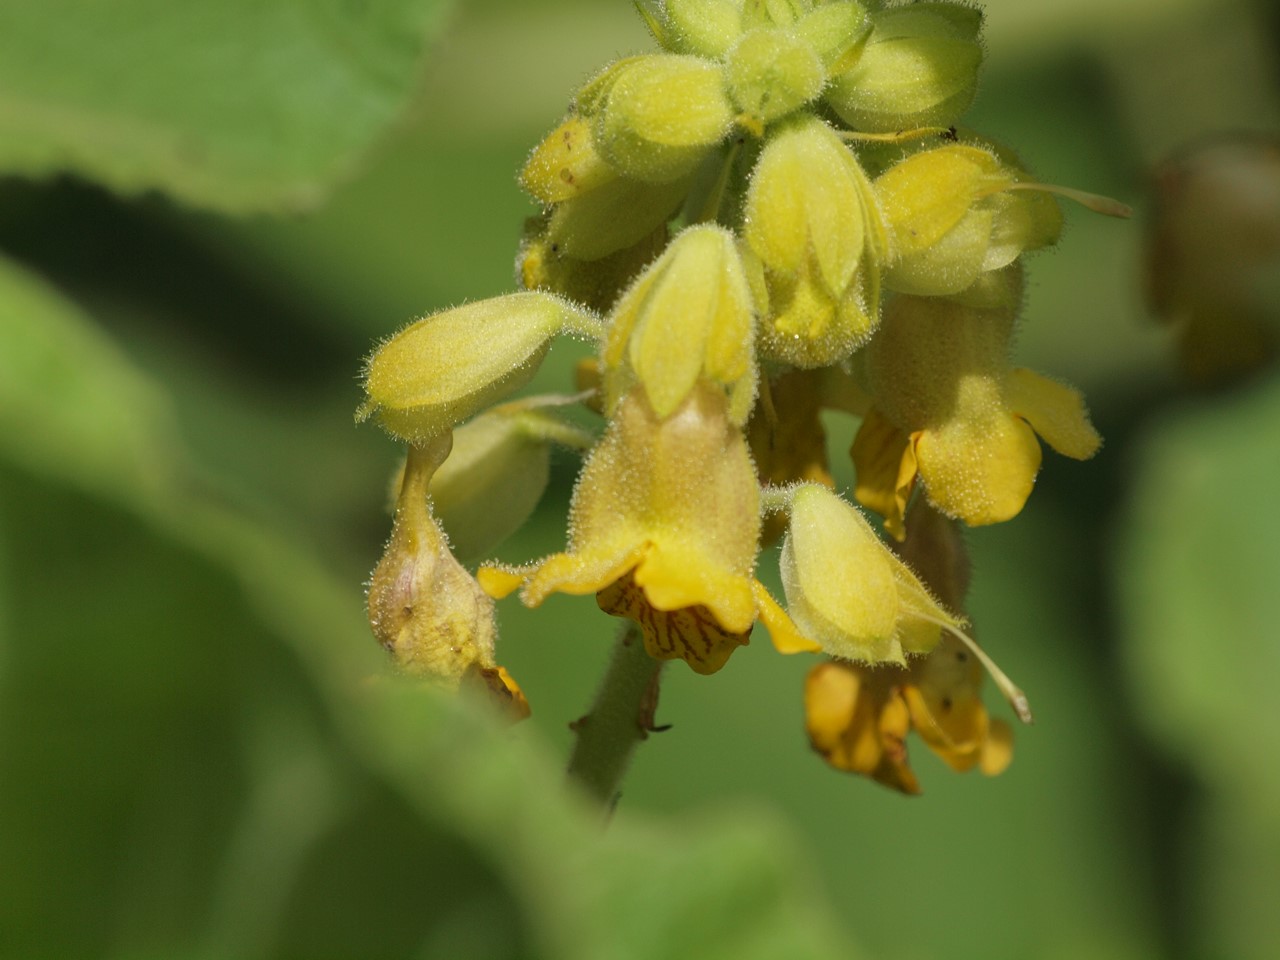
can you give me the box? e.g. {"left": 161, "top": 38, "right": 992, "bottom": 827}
{"left": 0, "top": 253, "right": 858, "bottom": 958}
{"left": 0, "top": 0, "right": 451, "bottom": 211}
{"left": 1118, "top": 372, "right": 1280, "bottom": 960}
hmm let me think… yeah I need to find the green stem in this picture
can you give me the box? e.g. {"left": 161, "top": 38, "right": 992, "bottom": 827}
{"left": 566, "top": 623, "right": 665, "bottom": 808}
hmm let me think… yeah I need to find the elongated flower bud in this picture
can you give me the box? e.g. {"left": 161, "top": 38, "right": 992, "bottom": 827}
{"left": 359, "top": 292, "right": 602, "bottom": 443}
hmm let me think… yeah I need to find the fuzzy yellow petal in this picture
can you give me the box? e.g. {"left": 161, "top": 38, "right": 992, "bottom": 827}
{"left": 913, "top": 407, "right": 1042, "bottom": 526}
{"left": 753, "top": 580, "right": 821, "bottom": 654}
{"left": 475, "top": 565, "right": 530, "bottom": 600}
{"left": 521, "top": 544, "right": 646, "bottom": 607}
{"left": 1005, "top": 367, "right": 1102, "bottom": 460}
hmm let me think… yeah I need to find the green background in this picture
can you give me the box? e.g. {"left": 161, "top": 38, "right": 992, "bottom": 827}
{"left": 2, "top": 0, "right": 1278, "bottom": 957}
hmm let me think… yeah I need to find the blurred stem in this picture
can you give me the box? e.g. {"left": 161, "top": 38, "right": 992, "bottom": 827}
{"left": 566, "top": 623, "right": 664, "bottom": 808}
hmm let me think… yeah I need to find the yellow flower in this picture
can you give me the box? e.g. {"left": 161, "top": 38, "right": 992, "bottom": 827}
{"left": 852, "top": 273, "right": 1101, "bottom": 533}
{"left": 806, "top": 660, "right": 921, "bottom": 794}
{"left": 480, "top": 381, "right": 805, "bottom": 674}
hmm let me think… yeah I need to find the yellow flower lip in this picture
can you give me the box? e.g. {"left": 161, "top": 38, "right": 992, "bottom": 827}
{"left": 480, "top": 382, "right": 763, "bottom": 673}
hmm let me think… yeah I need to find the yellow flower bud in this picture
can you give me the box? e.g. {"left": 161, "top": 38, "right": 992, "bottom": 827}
{"left": 825, "top": 2, "right": 983, "bottom": 133}
{"left": 875, "top": 144, "right": 1062, "bottom": 297}
{"left": 428, "top": 402, "right": 593, "bottom": 560}
{"left": 367, "top": 436, "right": 499, "bottom": 685}
{"left": 662, "top": 0, "right": 744, "bottom": 59}
{"left": 743, "top": 115, "right": 887, "bottom": 366}
{"left": 779, "top": 484, "right": 961, "bottom": 665}
{"left": 603, "top": 224, "right": 757, "bottom": 423}
{"left": 520, "top": 113, "right": 619, "bottom": 205}
{"left": 359, "top": 292, "right": 602, "bottom": 444}
{"left": 592, "top": 54, "right": 735, "bottom": 183}
{"left": 725, "top": 27, "right": 825, "bottom": 126}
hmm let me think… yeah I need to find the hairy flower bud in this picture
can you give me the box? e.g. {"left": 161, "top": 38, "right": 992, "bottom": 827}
{"left": 603, "top": 224, "right": 756, "bottom": 422}
{"left": 545, "top": 172, "right": 693, "bottom": 261}
{"left": 743, "top": 115, "right": 887, "bottom": 366}
{"left": 662, "top": 0, "right": 744, "bottom": 58}
{"left": 725, "top": 27, "right": 825, "bottom": 126}
{"left": 592, "top": 54, "right": 735, "bottom": 183}
{"left": 825, "top": 2, "right": 983, "bottom": 132}
{"left": 359, "top": 292, "right": 602, "bottom": 443}
{"left": 521, "top": 113, "right": 619, "bottom": 205}
{"left": 875, "top": 143, "right": 1063, "bottom": 296}
{"left": 779, "top": 484, "right": 960, "bottom": 664}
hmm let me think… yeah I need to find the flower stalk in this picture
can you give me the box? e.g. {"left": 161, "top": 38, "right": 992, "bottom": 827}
{"left": 566, "top": 624, "right": 666, "bottom": 807}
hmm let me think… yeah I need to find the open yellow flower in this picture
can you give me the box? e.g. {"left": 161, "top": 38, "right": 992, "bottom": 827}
{"left": 481, "top": 381, "right": 807, "bottom": 674}
{"left": 853, "top": 272, "right": 1101, "bottom": 535}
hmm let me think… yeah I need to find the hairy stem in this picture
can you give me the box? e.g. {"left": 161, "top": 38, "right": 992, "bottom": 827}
{"left": 566, "top": 623, "right": 665, "bottom": 808}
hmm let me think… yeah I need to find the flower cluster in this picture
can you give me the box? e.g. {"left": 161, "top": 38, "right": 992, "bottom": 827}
{"left": 359, "top": 0, "right": 1125, "bottom": 792}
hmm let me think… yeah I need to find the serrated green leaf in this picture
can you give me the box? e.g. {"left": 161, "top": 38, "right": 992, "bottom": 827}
{"left": 0, "top": 0, "right": 451, "bottom": 212}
